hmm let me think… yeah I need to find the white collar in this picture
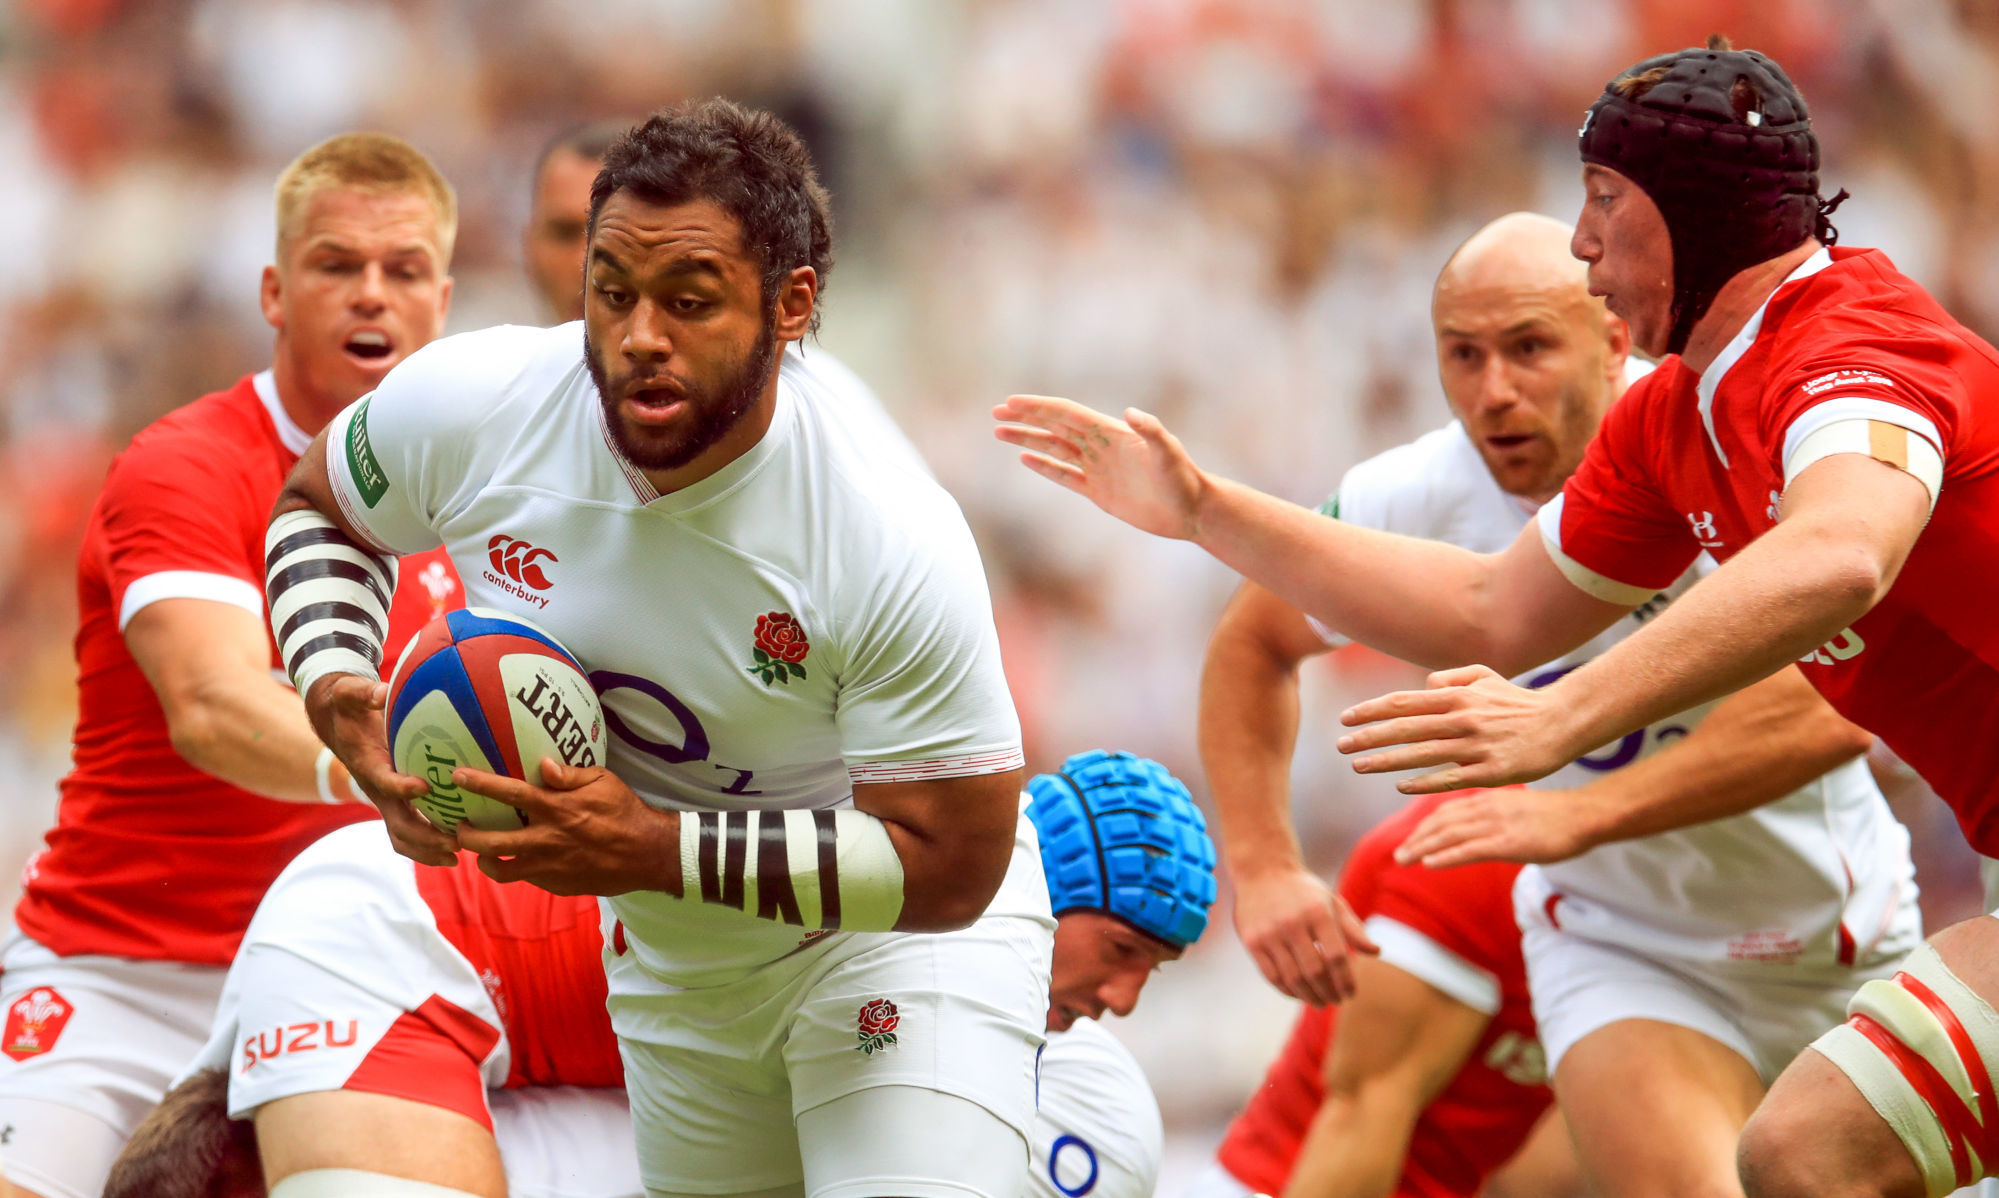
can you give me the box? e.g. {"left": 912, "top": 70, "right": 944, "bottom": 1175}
{"left": 251, "top": 370, "right": 314, "bottom": 455}
{"left": 1694, "top": 246, "right": 1834, "bottom": 466}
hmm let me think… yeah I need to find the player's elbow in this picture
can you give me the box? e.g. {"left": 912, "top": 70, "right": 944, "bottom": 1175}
{"left": 163, "top": 696, "right": 228, "bottom": 773}
{"left": 895, "top": 827, "right": 1014, "bottom": 933}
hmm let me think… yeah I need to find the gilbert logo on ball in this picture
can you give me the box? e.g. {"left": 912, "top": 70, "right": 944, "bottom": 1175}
{"left": 385, "top": 608, "right": 605, "bottom": 832}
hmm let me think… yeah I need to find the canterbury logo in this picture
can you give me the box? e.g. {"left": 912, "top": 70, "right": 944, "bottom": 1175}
{"left": 487, "top": 535, "right": 557, "bottom": 590}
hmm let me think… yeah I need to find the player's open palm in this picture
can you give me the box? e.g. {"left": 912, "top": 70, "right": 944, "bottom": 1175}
{"left": 1393, "top": 787, "right": 1606, "bottom": 869}
{"left": 1233, "top": 866, "right": 1378, "bottom": 1007}
{"left": 993, "top": 395, "right": 1206, "bottom": 540}
{"left": 452, "top": 759, "right": 675, "bottom": 897}
{"left": 306, "top": 674, "right": 454, "bottom": 866}
{"left": 1338, "top": 665, "right": 1577, "bottom": 794}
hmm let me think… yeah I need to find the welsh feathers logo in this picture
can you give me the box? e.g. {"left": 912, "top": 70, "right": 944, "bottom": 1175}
{"left": 3, "top": 987, "right": 73, "bottom": 1062}
{"left": 856, "top": 998, "right": 900, "bottom": 1055}
{"left": 487, "top": 535, "right": 557, "bottom": 591}
{"left": 748, "top": 612, "right": 810, "bottom": 686}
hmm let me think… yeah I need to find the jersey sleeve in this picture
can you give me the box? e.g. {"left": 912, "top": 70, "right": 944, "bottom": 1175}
{"left": 98, "top": 435, "right": 266, "bottom": 630}
{"left": 1763, "top": 337, "right": 1959, "bottom": 507}
{"left": 1538, "top": 378, "right": 1700, "bottom": 607}
{"left": 836, "top": 500, "right": 1024, "bottom": 784}
{"left": 324, "top": 330, "right": 524, "bottom": 555}
{"left": 1030, "top": 1023, "right": 1163, "bottom": 1198}
{"left": 1362, "top": 855, "right": 1519, "bottom": 1017}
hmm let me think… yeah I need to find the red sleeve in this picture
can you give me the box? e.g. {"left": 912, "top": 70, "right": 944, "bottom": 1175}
{"left": 97, "top": 434, "right": 266, "bottom": 630}
{"left": 1367, "top": 855, "right": 1519, "bottom": 983}
{"left": 1541, "top": 373, "right": 1701, "bottom": 605}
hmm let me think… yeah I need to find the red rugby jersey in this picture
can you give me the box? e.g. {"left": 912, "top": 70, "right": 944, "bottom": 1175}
{"left": 413, "top": 857, "right": 621, "bottom": 1089}
{"left": 1539, "top": 247, "right": 1999, "bottom": 850}
{"left": 1214, "top": 793, "right": 1546, "bottom": 1197}
{"left": 15, "top": 373, "right": 461, "bottom": 965}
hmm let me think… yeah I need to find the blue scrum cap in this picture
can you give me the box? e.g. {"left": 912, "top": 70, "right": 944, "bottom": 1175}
{"left": 1025, "top": 750, "right": 1217, "bottom": 948}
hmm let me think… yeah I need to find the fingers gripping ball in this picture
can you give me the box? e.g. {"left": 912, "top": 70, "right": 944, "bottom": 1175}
{"left": 384, "top": 608, "right": 605, "bottom": 832}
{"left": 1026, "top": 751, "right": 1218, "bottom": 948}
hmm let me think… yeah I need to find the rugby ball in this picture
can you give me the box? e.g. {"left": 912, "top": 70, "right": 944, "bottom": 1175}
{"left": 384, "top": 608, "right": 605, "bottom": 832}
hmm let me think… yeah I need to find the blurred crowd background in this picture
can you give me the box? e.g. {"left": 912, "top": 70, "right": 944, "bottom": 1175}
{"left": 0, "top": 0, "right": 1993, "bottom": 1186}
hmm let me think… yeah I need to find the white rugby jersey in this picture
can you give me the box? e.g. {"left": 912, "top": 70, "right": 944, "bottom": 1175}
{"left": 1316, "top": 415, "right": 1917, "bottom": 974}
{"left": 322, "top": 323, "right": 1022, "bottom": 986}
{"left": 1030, "top": 1019, "right": 1162, "bottom": 1198}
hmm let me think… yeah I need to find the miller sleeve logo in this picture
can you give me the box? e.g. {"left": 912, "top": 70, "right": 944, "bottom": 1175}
{"left": 3, "top": 987, "right": 74, "bottom": 1061}
{"left": 345, "top": 398, "right": 390, "bottom": 508}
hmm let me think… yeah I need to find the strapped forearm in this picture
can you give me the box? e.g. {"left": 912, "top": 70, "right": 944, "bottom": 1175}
{"left": 265, "top": 508, "right": 397, "bottom": 695}
{"left": 677, "top": 808, "right": 905, "bottom": 931}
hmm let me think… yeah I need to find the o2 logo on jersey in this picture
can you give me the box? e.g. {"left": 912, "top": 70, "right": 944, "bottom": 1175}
{"left": 1800, "top": 627, "right": 1866, "bottom": 667}
{"left": 590, "top": 670, "right": 760, "bottom": 796}
{"left": 487, "top": 535, "right": 558, "bottom": 590}
{"left": 1047, "top": 1135, "right": 1100, "bottom": 1196}
{"left": 1527, "top": 663, "right": 1687, "bottom": 772}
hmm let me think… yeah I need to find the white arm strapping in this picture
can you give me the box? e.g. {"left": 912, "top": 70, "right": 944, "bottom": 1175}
{"left": 265, "top": 508, "right": 398, "bottom": 696}
{"left": 678, "top": 808, "right": 905, "bottom": 931}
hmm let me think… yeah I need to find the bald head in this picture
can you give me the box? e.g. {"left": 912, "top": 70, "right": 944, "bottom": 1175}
{"left": 1435, "top": 212, "right": 1598, "bottom": 326}
{"left": 1430, "top": 211, "right": 1631, "bottom": 504}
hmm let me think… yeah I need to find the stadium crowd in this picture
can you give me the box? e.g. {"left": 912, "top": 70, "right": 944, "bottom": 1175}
{"left": 3, "top": 0, "right": 1999, "bottom": 1189}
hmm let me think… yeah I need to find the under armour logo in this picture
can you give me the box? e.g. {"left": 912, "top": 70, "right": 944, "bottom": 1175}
{"left": 486, "top": 535, "right": 557, "bottom": 591}
{"left": 1, "top": 1123, "right": 13, "bottom": 1144}
{"left": 1685, "top": 511, "right": 1720, "bottom": 543}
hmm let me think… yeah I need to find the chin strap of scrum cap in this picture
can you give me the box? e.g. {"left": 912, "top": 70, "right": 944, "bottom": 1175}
{"left": 1579, "top": 43, "right": 1844, "bottom": 354}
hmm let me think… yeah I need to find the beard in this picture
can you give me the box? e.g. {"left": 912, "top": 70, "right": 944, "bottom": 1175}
{"left": 586, "top": 317, "right": 779, "bottom": 473}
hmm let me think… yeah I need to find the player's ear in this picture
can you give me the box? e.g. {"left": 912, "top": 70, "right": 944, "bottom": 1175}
{"left": 772, "top": 265, "right": 817, "bottom": 343}
{"left": 1603, "top": 313, "right": 1632, "bottom": 379}
{"left": 260, "top": 264, "right": 285, "bottom": 332}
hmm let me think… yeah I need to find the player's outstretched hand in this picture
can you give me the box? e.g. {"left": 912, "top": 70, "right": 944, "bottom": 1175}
{"left": 1232, "top": 865, "right": 1379, "bottom": 1006}
{"left": 452, "top": 759, "right": 677, "bottom": 897}
{"left": 1392, "top": 787, "right": 1609, "bottom": 869}
{"left": 305, "top": 674, "right": 453, "bottom": 866}
{"left": 992, "top": 395, "right": 1208, "bottom": 540}
{"left": 1337, "top": 665, "right": 1577, "bottom": 794}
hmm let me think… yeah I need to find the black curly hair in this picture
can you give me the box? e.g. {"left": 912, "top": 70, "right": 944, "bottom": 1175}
{"left": 589, "top": 98, "right": 835, "bottom": 332}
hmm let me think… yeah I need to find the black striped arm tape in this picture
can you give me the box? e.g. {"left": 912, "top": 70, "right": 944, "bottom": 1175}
{"left": 265, "top": 508, "right": 398, "bottom": 696}
{"left": 677, "top": 808, "right": 906, "bottom": 932}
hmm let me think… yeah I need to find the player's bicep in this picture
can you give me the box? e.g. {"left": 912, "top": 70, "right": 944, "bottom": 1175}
{"left": 125, "top": 597, "right": 280, "bottom": 715}
{"left": 1482, "top": 519, "right": 1632, "bottom": 675}
{"left": 851, "top": 770, "right": 1024, "bottom": 856}
{"left": 1779, "top": 452, "right": 1931, "bottom": 595}
{"left": 1321, "top": 951, "right": 1491, "bottom": 1108}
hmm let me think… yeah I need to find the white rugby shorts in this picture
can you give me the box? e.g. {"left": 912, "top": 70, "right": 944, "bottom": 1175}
{"left": 490, "top": 1085, "right": 642, "bottom": 1198}
{"left": 608, "top": 814, "right": 1055, "bottom": 1196}
{"left": 1519, "top": 910, "right": 1907, "bottom": 1082}
{"left": 0, "top": 927, "right": 224, "bottom": 1198}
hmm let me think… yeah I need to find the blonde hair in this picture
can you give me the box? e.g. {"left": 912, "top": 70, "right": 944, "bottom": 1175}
{"left": 274, "top": 132, "right": 458, "bottom": 266}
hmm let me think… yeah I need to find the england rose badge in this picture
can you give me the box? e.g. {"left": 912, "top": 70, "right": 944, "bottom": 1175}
{"left": 748, "top": 611, "right": 810, "bottom": 686}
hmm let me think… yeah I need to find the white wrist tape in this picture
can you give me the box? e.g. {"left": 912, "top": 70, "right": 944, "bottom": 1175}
{"left": 678, "top": 808, "right": 905, "bottom": 931}
{"left": 265, "top": 508, "right": 397, "bottom": 696}
{"left": 313, "top": 746, "right": 342, "bottom": 804}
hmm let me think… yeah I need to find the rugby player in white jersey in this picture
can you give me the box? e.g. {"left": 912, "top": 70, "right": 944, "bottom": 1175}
{"left": 1194, "top": 213, "right": 1918, "bottom": 1198}
{"left": 263, "top": 99, "right": 1047, "bottom": 1198}
{"left": 97, "top": 750, "right": 1212, "bottom": 1198}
